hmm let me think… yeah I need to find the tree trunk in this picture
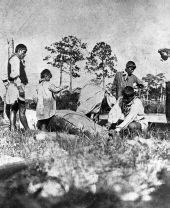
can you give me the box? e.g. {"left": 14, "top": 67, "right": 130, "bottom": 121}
{"left": 147, "top": 90, "right": 149, "bottom": 102}
{"left": 102, "top": 62, "right": 105, "bottom": 89}
{"left": 60, "top": 65, "right": 63, "bottom": 87}
{"left": 103, "top": 76, "right": 105, "bottom": 88}
{"left": 8, "top": 38, "right": 14, "bottom": 58}
{"left": 69, "top": 63, "right": 72, "bottom": 91}
{"left": 160, "top": 85, "right": 163, "bottom": 102}
{"left": 139, "top": 89, "right": 141, "bottom": 98}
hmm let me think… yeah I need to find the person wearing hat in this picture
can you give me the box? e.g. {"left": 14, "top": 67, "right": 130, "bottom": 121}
{"left": 106, "top": 86, "right": 148, "bottom": 133}
{"left": 112, "top": 61, "right": 144, "bottom": 99}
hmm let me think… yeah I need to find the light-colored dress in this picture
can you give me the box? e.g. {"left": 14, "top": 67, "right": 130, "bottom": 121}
{"left": 36, "top": 81, "right": 61, "bottom": 120}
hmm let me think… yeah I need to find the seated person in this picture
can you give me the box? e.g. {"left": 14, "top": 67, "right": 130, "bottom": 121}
{"left": 107, "top": 86, "right": 148, "bottom": 134}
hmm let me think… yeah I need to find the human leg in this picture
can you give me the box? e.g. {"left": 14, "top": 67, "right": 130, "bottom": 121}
{"left": 18, "top": 100, "right": 29, "bottom": 130}
{"left": 6, "top": 104, "right": 11, "bottom": 120}
{"left": 10, "top": 110, "right": 17, "bottom": 131}
{"left": 9, "top": 101, "right": 19, "bottom": 131}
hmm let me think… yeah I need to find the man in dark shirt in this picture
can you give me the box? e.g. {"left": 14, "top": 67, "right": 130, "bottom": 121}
{"left": 112, "top": 61, "right": 144, "bottom": 99}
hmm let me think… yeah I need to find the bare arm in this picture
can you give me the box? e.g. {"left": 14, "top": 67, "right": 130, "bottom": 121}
{"left": 48, "top": 83, "right": 68, "bottom": 93}
{"left": 135, "top": 76, "right": 144, "bottom": 88}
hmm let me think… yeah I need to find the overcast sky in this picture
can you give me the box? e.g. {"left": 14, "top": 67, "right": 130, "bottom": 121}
{"left": 0, "top": 0, "right": 170, "bottom": 97}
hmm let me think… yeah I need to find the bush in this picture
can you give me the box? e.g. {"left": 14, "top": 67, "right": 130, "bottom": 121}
{"left": 143, "top": 100, "right": 165, "bottom": 114}
{"left": 56, "top": 91, "right": 80, "bottom": 111}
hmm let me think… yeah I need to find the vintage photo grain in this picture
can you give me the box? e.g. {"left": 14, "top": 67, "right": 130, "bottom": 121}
{"left": 0, "top": 0, "right": 169, "bottom": 207}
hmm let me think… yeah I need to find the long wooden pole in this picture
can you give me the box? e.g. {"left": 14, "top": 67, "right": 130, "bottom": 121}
{"left": 166, "top": 81, "right": 170, "bottom": 121}
{"left": 3, "top": 38, "right": 14, "bottom": 120}
{"left": 69, "top": 63, "right": 72, "bottom": 92}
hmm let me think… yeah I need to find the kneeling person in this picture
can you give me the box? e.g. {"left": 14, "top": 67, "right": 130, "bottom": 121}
{"left": 107, "top": 86, "right": 148, "bottom": 133}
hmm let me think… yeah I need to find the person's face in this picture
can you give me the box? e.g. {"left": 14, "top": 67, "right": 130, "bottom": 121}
{"left": 44, "top": 74, "right": 51, "bottom": 81}
{"left": 17, "top": 49, "right": 27, "bottom": 59}
{"left": 123, "top": 95, "right": 134, "bottom": 104}
{"left": 125, "top": 66, "right": 135, "bottom": 75}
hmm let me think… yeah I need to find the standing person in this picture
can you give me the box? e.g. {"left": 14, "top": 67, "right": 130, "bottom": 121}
{"left": 36, "top": 69, "right": 67, "bottom": 131}
{"left": 107, "top": 86, "right": 148, "bottom": 134}
{"left": 112, "top": 61, "right": 144, "bottom": 99}
{"left": 2, "top": 44, "right": 29, "bottom": 131}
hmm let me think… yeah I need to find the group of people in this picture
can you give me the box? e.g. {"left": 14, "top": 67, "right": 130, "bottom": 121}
{"left": 1, "top": 43, "right": 148, "bottom": 135}
{"left": 107, "top": 61, "right": 147, "bottom": 135}
{"left": 2, "top": 43, "right": 67, "bottom": 132}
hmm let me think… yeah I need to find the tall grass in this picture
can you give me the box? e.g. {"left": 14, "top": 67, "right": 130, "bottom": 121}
{"left": 143, "top": 100, "right": 166, "bottom": 114}
{"left": 0, "top": 98, "right": 169, "bottom": 208}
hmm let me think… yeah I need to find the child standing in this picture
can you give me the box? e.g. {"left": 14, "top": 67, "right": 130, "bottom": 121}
{"left": 36, "top": 69, "right": 67, "bottom": 131}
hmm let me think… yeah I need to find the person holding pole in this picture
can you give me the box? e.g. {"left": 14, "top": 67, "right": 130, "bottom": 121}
{"left": 2, "top": 44, "right": 29, "bottom": 131}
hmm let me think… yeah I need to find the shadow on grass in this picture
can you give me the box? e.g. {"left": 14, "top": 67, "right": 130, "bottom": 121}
{"left": 50, "top": 187, "right": 121, "bottom": 208}
{"left": 148, "top": 123, "right": 170, "bottom": 140}
{"left": 0, "top": 168, "right": 121, "bottom": 208}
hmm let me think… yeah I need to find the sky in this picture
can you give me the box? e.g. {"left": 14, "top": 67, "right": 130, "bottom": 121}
{"left": 0, "top": 0, "right": 170, "bottom": 98}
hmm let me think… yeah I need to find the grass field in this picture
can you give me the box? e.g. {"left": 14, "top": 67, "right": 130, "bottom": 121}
{"left": 0, "top": 91, "right": 169, "bottom": 207}
{"left": 0, "top": 124, "right": 168, "bottom": 208}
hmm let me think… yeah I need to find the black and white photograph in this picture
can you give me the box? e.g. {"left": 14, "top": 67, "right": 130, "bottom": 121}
{"left": 0, "top": 0, "right": 169, "bottom": 207}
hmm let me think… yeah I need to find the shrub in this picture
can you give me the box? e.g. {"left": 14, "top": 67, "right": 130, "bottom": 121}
{"left": 56, "top": 91, "right": 80, "bottom": 111}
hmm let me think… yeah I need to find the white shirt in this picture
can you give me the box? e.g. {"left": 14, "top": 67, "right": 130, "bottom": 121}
{"left": 108, "top": 97, "right": 148, "bottom": 130}
{"left": 9, "top": 55, "right": 22, "bottom": 86}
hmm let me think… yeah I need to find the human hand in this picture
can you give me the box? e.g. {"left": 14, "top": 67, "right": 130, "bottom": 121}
{"left": 18, "top": 86, "right": 25, "bottom": 98}
{"left": 106, "top": 122, "right": 112, "bottom": 130}
{"left": 39, "top": 78, "right": 45, "bottom": 83}
{"left": 115, "top": 126, "right": 121, "bottom": 133}
{"left": 4, "top": 82, "right": 9, "bottom": 89}
{"left": 108, "top": 129, "right": 120, "bottom": 137}
{"left": 32, "top": 95, "right": 37, "bottom": 103}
